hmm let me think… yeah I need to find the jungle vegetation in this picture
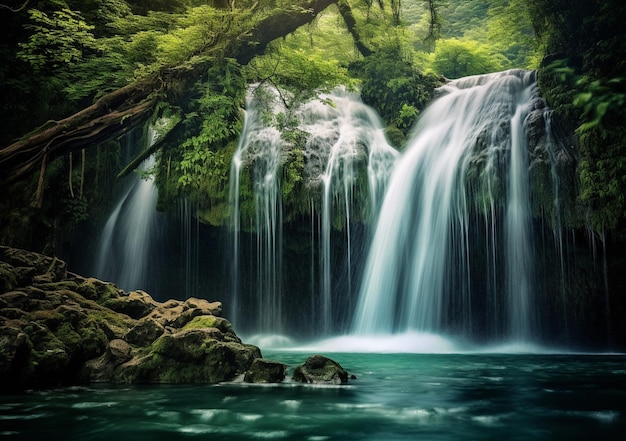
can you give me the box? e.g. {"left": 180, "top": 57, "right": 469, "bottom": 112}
{"left": 0, "top": 0, "right": 624, "bottom": 252}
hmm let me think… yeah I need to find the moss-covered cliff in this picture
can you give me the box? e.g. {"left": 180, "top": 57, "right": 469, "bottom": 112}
{"left": 530, "top": 0, "right": 626, "bottom": 234}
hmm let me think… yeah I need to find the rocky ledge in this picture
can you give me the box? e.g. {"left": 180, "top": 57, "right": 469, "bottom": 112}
{"left": 0, "top": 246, "right": 261, "bottom": 392}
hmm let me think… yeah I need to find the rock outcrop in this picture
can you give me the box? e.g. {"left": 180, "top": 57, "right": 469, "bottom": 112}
{"left": 0, "top": 246, "right": 261, "bottom": 392}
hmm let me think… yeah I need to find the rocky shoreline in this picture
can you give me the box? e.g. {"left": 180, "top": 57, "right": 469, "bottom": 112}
{"left": 0, "top": 247, "right": 351, "bottom": 392}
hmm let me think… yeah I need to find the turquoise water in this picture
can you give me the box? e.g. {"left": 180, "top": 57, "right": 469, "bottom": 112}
{"left": 1, "top": 353, "right": 625, "bottom": 440}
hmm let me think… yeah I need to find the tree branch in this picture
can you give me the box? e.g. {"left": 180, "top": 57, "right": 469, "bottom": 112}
{"left": 0, "top": 0, "right": 29, "bottom": 13}
{"left": 0, "top": 0, "right": 342, "bottom": 185}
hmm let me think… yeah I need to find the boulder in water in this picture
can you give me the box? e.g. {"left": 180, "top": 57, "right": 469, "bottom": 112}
{"left": 244, "top": 358, "right": 286, "bottom": 383}
{"left": 292, "top": 354, "right": 349, "bottom": 385}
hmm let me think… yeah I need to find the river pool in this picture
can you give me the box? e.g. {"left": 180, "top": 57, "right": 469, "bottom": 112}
{"left": 1, "top": 352, "right": 625, "bottom": 440}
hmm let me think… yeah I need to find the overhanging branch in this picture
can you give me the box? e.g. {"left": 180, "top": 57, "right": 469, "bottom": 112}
{"left": 0, "top": 0, "right": 348, "bottom": 185}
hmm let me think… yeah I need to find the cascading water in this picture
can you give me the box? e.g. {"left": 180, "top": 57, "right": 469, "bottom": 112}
{"left": 353, "top": 69, "right": 560, "bottom": 343}
{"left": 94, "top": 129, "right": 163, "bottom": 293}
{"left": 229, "top": 85, "right": 287, "bottom": 333}
{"left": 298, "top": 89, "right": 398, "bottom": 333}
{"left": 229, "top": 85, "right": 397, "bottom": 335}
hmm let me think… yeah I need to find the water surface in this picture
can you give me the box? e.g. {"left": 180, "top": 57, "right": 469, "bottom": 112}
{"left": 2, "top": 353, "right": 625, "bottom": 440}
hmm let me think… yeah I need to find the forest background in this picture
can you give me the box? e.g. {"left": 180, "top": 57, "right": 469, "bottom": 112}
{"left": 0, "top": 0, "right": 624, "bottom": 258}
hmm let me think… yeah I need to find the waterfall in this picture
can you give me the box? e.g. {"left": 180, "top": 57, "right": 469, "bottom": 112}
{"left": 229, "top": 85, "right": 397, "bottom": 335}
{"left": 229, "top": 85, "right": 288, "bottom": 332}
{"left": 353, "top": 70, "right": 556, "bottom": 342}
{"left": 94, "top": 129, "right": 163, "bottom": 293}
{"left": 299, "top": 89, "right": 398, "bottom": 333}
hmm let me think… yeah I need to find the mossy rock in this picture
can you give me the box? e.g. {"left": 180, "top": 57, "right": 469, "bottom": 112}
{"left": 0, "top": 291, "right": 30, "bottom": 310}
{"left": 125, "top": 317, "right": 165, "bottom": 346}
{"left": 385, "top": 125, "right": 406, "bottom": 149}
{"left": 0, "top": 246, "right": 67, "bottom": 282}
{"left": 0, "top": 262, "right": 17, "bottom": 293}
{"left": 183, "top": 315, "right": 238, "bottom": 341}
{"left": 0, "top": 326, "right": 33, "bottom": 389}
{"left": 119, "top": 330, "right": 261, "bottom": 384}
{"left": 28, "top": 309, "right": 66, "bottom": 330}
{"left": 244, "top": 358, "right": 286, "bottom": 383}
{"left": 292, "top": 354, "right": 349, "bottom": 385}
{"left": 102, "top": 291, "right": 156, "bottom": 319}
{"left": 75, "top": 280, "right": 99, "bottom": 300}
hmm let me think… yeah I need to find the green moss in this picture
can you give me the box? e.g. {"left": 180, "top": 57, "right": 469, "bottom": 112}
{"left": 183, "top": 315, "right": 236, "bottom": 337}
{"left": 28, "top": 309, "right": 66, "bottom": 329}
{"left": 385, "top": 125, "right": 406, "bottom": 149}
{"left": 75, "top": 281, "right": 99, "bottom": 300}
{"left": 183, "top": 315, "right": 220, "bottom": 330}
{"left": 0, "top": 262, "right": 17, "bottom": 292}
{"left": 94, "top": 282, "right": 122, "bottom": 305}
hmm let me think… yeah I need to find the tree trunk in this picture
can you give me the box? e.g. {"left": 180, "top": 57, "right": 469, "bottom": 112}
{"left": 0, "top": 0, "right": 339, "bottom": 185}
{"left": 337, "top": 0, "right": 373, "bottom": 57}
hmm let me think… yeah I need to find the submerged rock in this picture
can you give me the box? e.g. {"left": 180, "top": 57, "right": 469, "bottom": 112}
{"left": 244, "top": 358, "right": 286, "bottom": 383}
{"left": 0, "top": 246, "right": 261, "bottom": 392}
{"left": 292, "top": 355, "right": 349, "bottom": 385}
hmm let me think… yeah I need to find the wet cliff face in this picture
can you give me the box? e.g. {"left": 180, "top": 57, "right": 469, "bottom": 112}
{"left": 52, "top": 71, "right": 622, "bottom": 350}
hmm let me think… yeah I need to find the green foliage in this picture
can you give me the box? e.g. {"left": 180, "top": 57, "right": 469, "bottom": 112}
{"left": 482, "top": 0, "right": 538, "bottom": 68}
{"left": 573, "top": 77, "right": 625, "bottom": 136}
{"left": 17, "top": 8, "right": 99, "bottom": 73}
{"left": 152, "top": 59, "right": 245, "bottom": 222}
{"left": 405, "top": 0, "right": 537, "bottom": 71}
{"left": 428, "top": 38, "right": 507, "bottom": 78}
{"left": 246, "top": 6, "right": 357, "bottom": 97}
{"left": 351, "top": 48, "right": 441, "bottom": 134}
{"left": 532, "top": 0, "right": 626, "bottom": 232}
{"left": 578, "top": 130, "right": 626, "bottom": 231}
{"left": 175, "top": 60, "right": 245, "bottom": 193}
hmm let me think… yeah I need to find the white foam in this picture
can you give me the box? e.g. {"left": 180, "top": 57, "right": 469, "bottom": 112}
{"left": 284, "top": 332, "right": 460, "bottom": 353}
{"left": 281, "top": 400, "right": 301, "bottom": 409}
{"left": 250, "top": 430, "right": 289, "bottom": 439}
{"left": 248, "top": 332, "right": 620, "bottom": 355}
{"left": 71, "top": 401, "right": 117, "bottom": 409}
{"left": 587, "top": 411, "right": 619, "bottom": 423}
{"left": 472, "top": 415, "right": 503, "bottom": 426}
{"left": 245, "top": 334, "right": 297, "bottom": 349}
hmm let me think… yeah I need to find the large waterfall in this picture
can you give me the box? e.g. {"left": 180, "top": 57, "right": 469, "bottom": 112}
{"left": 88, "top": 70, "right": 585, "bottom": 347}
{"left": 352, "top": 69, "right": 563, "bottom": 343}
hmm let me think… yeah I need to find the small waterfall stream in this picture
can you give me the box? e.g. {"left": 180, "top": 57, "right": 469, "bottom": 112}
{"left": 94, "top": 154, "right": 161, "bottom": 292}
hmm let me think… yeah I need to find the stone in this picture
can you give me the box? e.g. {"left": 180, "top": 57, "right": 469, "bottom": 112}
{"left": 125, "top": 317, "right": 165, "bottom": 346}
{"left": 102, "top": 290, "right": 156, "bottom": 319}
{"left": 0, "top": 246, "right": 261, "bottom": 391}
{"left": 0, "top": 261, "right": 17, "bottom": 293}
{"left": 0, "top": 326, "right": 32, "bottom": 379}
{"left": 81, "top": 339, "right": 133, "bottom": 383}
{"left": 0, "top": 246, "right": 67, "bottom": 282}
{"left": 244, "top": 358, "right": 286, "bottom": 383}
{"left": 113, "top": 330, "right": 261, "bottom": 384}
{"left": 292, "top": 355, "right": 349, "bottom": 385}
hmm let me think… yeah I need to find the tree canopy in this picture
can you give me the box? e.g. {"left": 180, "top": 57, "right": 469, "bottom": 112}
{"left": 12, "top": 0, "right": 624, "bottom": 251}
